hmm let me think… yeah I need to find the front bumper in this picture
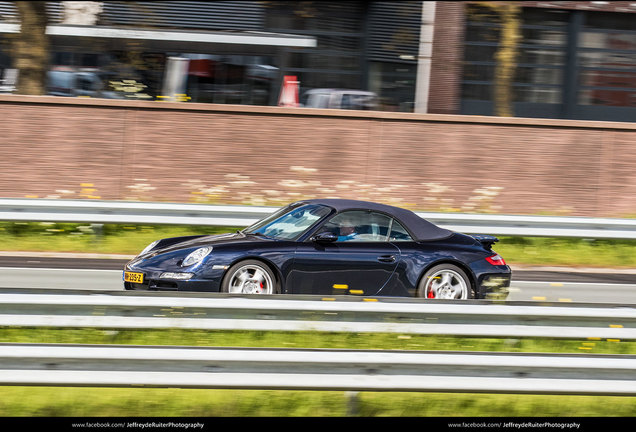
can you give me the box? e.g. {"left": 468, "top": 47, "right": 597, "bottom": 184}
{"left": 123, "top": 266, "right": 224, "bottom": 292}
{"left": 123, "top": 278, "right": 220, "bottom": 292}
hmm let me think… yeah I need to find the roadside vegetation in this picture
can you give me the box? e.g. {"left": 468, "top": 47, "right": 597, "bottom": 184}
{"left": 2, "top": 221, "right": 636, "bottom": 268}
{"left": 2, "top": 386, "right": 635, "bottom": 417}
{"left": 1, "top": 328, "right": 634, "bottom": 354}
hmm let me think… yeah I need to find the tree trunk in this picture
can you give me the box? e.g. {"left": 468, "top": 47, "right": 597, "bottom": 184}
{"left": 473, "top": 2, "right": 521, "bottom": 117}
{"left": 14, "top": 1, "right": 49, "bottom": 95}
{"left": 492, "top": 3, "right": 521, "bottom": 118}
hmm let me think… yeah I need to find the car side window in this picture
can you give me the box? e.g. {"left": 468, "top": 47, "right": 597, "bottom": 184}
{"left": 307, "top": 93, "right": 330, "bottom": 108}
{"left": 341, "top": 94, "right": 352, "bottom": 109}
{"left": 321, "top": 211, "right": 391, "bottom": 242}
{"left": 389, "top": 220, "right": 413, "bottom": 242}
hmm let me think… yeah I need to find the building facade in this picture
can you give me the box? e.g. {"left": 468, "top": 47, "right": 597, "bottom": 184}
{"left": 440, "top": 1, "right": 636, "bottom": 122}
{"left": 0, "top": 1, "right": 424, "bottom": 110}
{"left": 0, "top": 1, "right": 635, "bottom": 121}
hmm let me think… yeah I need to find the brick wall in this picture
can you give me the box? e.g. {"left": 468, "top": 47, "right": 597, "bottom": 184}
{"left": 2, "top": 95, "right": 636, "bottom": 217}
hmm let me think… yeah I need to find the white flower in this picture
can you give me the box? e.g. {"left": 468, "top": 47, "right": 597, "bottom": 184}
{"left": 278, "top": 179, "right": 306, "bottom": 188}
{"left": 290, "top": 166, "right": 318, "bottom": 173}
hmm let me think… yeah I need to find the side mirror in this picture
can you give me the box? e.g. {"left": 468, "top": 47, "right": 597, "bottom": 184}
{"left": 311, "top": 231, "right": 338, "bottom": 243}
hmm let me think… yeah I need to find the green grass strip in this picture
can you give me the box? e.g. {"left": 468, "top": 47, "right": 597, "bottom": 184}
{"left": 1, "top": 328, "right": 634, "bottom": 354}
{"left": 1, "top": 387, "right": 635, "bottom": 417}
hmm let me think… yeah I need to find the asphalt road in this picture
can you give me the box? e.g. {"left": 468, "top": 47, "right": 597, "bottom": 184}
{"left": 0, "top": 256, "right": 635, "bottom": 304}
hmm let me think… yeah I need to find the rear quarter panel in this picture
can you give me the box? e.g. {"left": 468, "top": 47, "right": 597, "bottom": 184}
{"left": 385, "top": 236, "right": 491, "bottom": 297}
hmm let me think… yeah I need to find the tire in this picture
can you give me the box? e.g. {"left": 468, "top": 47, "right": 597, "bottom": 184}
{"left": 221, "top": 260, "right": 279, "bottom": 294}
{"left": 417, "top": 264, "right": 474, "bottom": 300}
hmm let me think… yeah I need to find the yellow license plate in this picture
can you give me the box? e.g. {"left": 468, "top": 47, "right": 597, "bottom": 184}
{"left": 124, "top": 271, "right": 144, "bottom": 283}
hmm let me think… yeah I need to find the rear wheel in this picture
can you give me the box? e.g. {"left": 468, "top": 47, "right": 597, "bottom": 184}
{"left": 221, "top": 260, "right": 279, "bottom": 294}
{"left": 418, "top": 264, "right": 474, "bottom": 300}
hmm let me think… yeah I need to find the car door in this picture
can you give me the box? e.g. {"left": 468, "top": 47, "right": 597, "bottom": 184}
{"left": 289, "top": 211, "right": 400, "bottom": 296}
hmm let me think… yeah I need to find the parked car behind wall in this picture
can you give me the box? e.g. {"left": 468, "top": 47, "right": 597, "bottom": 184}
{"left": 301, "top": 89, "right": 378, "bottom": 110}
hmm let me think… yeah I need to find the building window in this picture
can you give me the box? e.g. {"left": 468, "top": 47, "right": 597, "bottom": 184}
{"left": 263, "top": 1, "right": 365, "bottom": 96}
{"left": 461, "top": 5, "right": 636, "bottom": 121}
{"left": 577, "top": 12, "right": 636, "bottom": 108}
{"left": 462, "top": 5, "right": 568, "bottom": 109}
{"left": 369, "top": 62, "right": 417, "bottom": 111}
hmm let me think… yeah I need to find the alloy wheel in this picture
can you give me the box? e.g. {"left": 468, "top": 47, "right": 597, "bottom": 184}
{"left": 227, "top": 264, "right": 275, "bottom": 294}
{"left": 424, "top": 269, "right": 469, "bottom": 299}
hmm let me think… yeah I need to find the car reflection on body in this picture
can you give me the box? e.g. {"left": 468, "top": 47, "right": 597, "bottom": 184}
{"left": 124, "top": 199, "right": 511, "bottom": 299}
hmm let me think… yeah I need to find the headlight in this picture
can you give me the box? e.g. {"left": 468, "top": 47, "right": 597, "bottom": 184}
{"left": 182, "top": 246, "right": 212, "bottom": 267}
{"left": 139, "top": 240, "right": 159, "bottom": 256}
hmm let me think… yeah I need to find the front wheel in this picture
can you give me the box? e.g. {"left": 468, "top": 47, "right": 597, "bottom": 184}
{"left": 418, "top": 264, "right": 474, "bottom": 300}
{"left": 221, "top": 260, "right": 279, "bottom": 294}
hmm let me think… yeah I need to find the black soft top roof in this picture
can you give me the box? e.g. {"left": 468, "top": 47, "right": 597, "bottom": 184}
{"left": 300, "top": 199, "right": 453, "bottom": 241}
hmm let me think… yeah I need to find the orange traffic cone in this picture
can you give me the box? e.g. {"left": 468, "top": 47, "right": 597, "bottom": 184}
{"left": 278, "top": 75, "right": 299, "bottom": 107}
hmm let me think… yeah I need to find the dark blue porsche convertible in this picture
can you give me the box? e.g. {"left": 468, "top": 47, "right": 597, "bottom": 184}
{"left": 124, "top": 199, "right": 511, "bottom": 299}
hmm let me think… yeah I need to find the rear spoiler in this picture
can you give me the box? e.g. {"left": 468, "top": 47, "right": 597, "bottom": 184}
{"left": 470, "top": 234, "right": 499, "bottom": 250}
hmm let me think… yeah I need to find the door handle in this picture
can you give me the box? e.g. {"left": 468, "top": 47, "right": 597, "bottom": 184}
{"left": 377, "top": 255, "right": 396, "bottom": 263}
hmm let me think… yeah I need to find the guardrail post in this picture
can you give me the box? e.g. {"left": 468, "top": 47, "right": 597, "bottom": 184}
{"left": 345, "top": 391, "right": 359, "bottom": 416}
{"left": 90, "top": 223, "right": 103, "bottom": 247}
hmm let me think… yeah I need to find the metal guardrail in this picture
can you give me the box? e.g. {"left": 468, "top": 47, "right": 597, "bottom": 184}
{"left": 2, "top": 198, "right": 636, "bottom": 238}
{"left": 2, "top": 291, "right": 635, "bottom": 395}
{"left": 1, "top": 290, "right": 635, "bottom": 339}
{"left": 1, "top": 343, "right": 635, "bottom": 395}
{"left": 0, "top": 198, "right": 264, "bottom": 227}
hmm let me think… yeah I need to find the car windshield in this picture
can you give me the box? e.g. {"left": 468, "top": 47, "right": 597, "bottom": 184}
{"left": 243, "top": 204, "right": 332, "bottom": 240}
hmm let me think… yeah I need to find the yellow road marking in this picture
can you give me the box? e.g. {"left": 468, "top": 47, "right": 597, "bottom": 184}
{"left": 532, "top": 296, "right": 547, "bottom": 301}
{"left": 349, "top": 290, "right": 364, "bottom": 295}
{"left": 332, "top": 284, "right": 348, "bottom": 289}
{"left": 550, "top": 283, "right": 563, "bottom": 287}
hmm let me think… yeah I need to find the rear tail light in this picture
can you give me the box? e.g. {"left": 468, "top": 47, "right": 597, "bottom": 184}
{"left": 486, "top": 253, "right": 506, "bottom": 266}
